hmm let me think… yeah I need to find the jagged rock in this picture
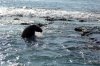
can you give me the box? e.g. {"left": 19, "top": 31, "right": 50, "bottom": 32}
{"left": 79, "top": 19, "right": 86, "bottom": 22}
{"left": 16, "top": 14, "right": 23, "bottom": 17}
{"left": 20, "top": 23, "right": 31, "bottom": 25}
{"left": 14, "top": 18, "right": 20, "bottom": 20}
{"left": 74, "top": 26, "right": 92, "bottom": 36}
{"left": 45, "top": 17, "right": 67, "bottom": 21}
{"left": 74, "top": 27, "right": 84, "bottom": 32}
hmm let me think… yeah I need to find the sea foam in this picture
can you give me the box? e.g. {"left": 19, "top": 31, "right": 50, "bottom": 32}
{"left": 0, "top": 7, "right": 100, "bottom": 20}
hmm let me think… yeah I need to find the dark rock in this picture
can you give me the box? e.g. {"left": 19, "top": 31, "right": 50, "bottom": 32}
{"left": 74, "top": 27, "right": 83, "bottom": 32}
{"left": 67, "top": 47, "right": 79, "bottom": 50}
{"left": 89, "top": 38, "right": 95, "bottom": 40}
{"left": 41, "top": 16, "right": 50, "bottom": 18}
{"left": 14, "top": 18, "right": 20, "bottom": 20}
{"left": 81, "top": 31, "right": 91, "bottom": 36}
{"left": 58, "top": 18, "right": 67, "bottom": 21}
{"left": 90, "top": 45, "right": 100, "bottom": 50}
{"left": 48, "top": 21, "right": 54, "bottom": 24}
{"left": 20, "top": 23, "right": 47, "bottom": 27}
{"left": 74, "top": 26, "right": 92, "bottom": 36}
{"left": 20, "top": 23, "right": 36, "bottom": 25}
{"left": 37, "top": 23, "right": 47, "bottom": 27}
{"left": 16, "top": 14, "right": 23, "bottom": 17}
{"left": 89, "top": 38, "right": 97, "bottom": 41}
{"left": 96, "top": 41, "right": 100, "bottom": 44}
{"left": 45, "top": 17, "right": 67, "bottom": 21}
{"left": 45, "top": 18, "right": 55, "bottom": 21}
{"left": 67, "top": 19, "right": 73, "bottom": 21}
{"left": 79, "top": 19, "right": 86, "bottom": 22}
{"left": 20, "top": 23, "right": 30, "bottom": 25}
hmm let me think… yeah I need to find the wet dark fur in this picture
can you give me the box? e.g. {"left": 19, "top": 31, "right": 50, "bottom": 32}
{"left": 21, "top": 25, "right": 42, "bottom": 39}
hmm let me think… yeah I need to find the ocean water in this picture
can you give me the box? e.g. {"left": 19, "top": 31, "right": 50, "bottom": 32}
{"left": 0, "top": 0, "right": 100, "bottom": 66}
{"left": 0, "top": 0, "right": 100, "bottom": 12}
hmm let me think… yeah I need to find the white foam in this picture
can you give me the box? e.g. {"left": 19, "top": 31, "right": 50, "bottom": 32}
{"left": 0, "top": 7, "right": 100, "bottom": 20}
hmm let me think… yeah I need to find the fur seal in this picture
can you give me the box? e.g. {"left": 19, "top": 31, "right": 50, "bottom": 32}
{"left": 21, "top": 25, "right": 42, "bottom": 39}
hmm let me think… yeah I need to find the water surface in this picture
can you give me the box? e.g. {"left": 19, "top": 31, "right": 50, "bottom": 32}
{"left": 0, "top": 0, "right": 100, "bottom": 66}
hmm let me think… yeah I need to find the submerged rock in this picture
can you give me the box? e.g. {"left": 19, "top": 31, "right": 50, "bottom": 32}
{"left": 20, "top": 23, "right": 47, "bottom": 27}
{"left": 89, "top": 45, "right": 100, "bottom": 50}
{"left": 74, "top": 26, "right": 90, "bottom": 35}
{"left": 58, "top": 18, "right": 67, "bottom": 21}
{"left": 67, "top": 19, "right": 73, "bottom": 21}
{"left": 74, "top": 27, "right": 84, "bottom": 32}
{"left": 74, "top": 26, "right": 100, "bottom": 38}
{"left": 89, "top": 38, "right": 97, "bottom": 41}
{"left": 96, "top": 41, "right": 100, "bottom": 44}
{"left": 45, "top": 17, "right": 67, "bottom": 21}
{"left": 37, "top": 23, "right": 47, "bottom": 27}
{"left": 67, "top": 46, "right": 79, "bottom": 50}
{"left": 79, "top": 19, "right": 86, "bottom": 22}
{"left": 81, "top": 31, "right": 92, "bottom": 36}
{"left": 16, "top": 14, "right": 23, "bottom": 17}
{"left": 20, "top": 23, "right": 34, "bottom": 25}
{"left": 14, "top": 18, "right": 20, "bottom": 20}
{"left": 67, "top": 45, "right": 100, "bottom": 51}
{"left": 45, "top": 17, "right": 56, "bottom": 21}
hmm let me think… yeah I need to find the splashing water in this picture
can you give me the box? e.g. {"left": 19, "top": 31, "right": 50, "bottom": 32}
{"left": 0, "top": 0, "right": 100, "bottom": 66}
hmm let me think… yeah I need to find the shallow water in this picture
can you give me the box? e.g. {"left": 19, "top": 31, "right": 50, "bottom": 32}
{"left": 0, "top": 0, "right": 100, "bottom": 66}
{"left": 0, "top": 16, "right": 100, "bottom": 66}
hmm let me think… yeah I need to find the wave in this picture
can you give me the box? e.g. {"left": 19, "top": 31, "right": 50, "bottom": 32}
{"left": 0, "top": 7, "right": 100, "bottom": 21}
